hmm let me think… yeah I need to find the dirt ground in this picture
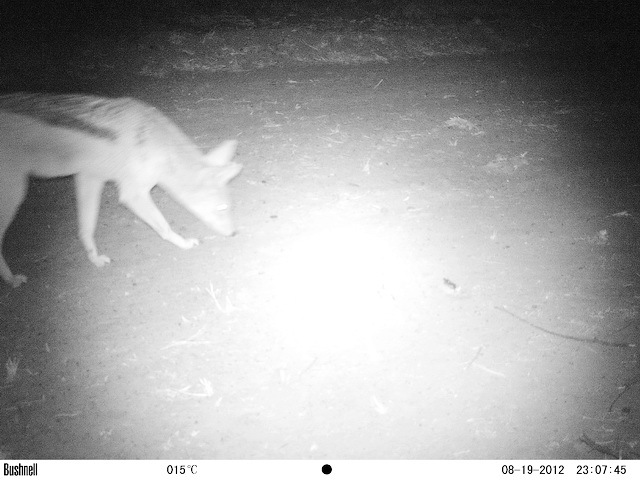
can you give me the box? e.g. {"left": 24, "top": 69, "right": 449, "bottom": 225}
{"left": 1, "top": 50, "right": 639, "bottom": 459}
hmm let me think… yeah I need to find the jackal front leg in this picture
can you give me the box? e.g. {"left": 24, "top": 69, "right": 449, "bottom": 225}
{"left": 75, "top": 174, "right": 111, "bottom": 267}
{"left": 119, "top": 188, "right": 199, "bottom": 250}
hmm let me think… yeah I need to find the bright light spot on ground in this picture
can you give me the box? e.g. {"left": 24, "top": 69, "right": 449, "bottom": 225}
{"left": 271, "top": 224, "right": 410, "bottom": 356}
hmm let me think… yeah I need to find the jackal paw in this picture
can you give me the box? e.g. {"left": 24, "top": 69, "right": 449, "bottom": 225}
{"left": 165, "top": 232, "right": 199, "bottom": 249}
{"left": 89, "top": 253, "right": 112, "bottom": 268}
{"left": 182, "top": 238, "right": 200, "bottom": 249}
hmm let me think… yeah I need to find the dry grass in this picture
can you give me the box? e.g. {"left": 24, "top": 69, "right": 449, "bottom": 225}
{"left": 60, "top": 6, "right": 538, "bottom": 79}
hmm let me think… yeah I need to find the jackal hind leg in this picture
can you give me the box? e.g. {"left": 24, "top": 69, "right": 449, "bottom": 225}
{"left": 0, "top": 175, "right": 29, "bottom": 287}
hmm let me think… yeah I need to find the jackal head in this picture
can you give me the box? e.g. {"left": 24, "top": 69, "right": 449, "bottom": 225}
{"left": 176, "top": 140, "right": 242, "bottom": 237}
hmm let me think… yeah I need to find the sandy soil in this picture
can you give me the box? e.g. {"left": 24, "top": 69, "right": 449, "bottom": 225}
{"left": 1, "top": 51, "right": 639, "bottom": 459}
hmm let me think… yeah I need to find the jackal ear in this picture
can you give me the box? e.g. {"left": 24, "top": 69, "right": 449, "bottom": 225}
{"left": 205, "top": 139, "right": 238, "bottom": 166}
{"left": 216, "top": 162, "right": 243, "bottom": 185}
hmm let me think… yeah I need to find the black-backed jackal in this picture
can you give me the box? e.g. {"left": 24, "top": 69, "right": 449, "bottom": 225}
{"left": 0, "top": 93, "right": 242, "bottom": 287}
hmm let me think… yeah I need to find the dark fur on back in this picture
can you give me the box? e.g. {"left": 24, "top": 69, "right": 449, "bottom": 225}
{"left": 0, "top": 93, "right": 119, "bottom": 141}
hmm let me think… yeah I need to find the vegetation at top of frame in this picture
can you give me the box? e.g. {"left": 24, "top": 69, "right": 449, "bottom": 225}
{"left": 1, "top": 0, "right": 637, "bottom": 77}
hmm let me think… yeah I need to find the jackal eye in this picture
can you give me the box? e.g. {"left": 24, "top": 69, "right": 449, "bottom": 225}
{"left": 216, "top": 204, "right": 229, "bottom": 211}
